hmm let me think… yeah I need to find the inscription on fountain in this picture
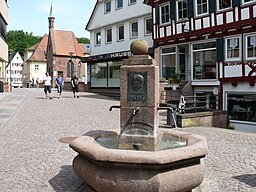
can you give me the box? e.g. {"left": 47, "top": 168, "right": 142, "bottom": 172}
{"left": 128, "top": 72, "right": 147, "bottom": 102}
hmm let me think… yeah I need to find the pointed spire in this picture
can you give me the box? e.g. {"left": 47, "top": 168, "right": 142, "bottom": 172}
{"left": 48, "top": 2, "right": 55, "bottom": 29}
{"left": 49, "top": 2, "right": 53, "bottom": 17}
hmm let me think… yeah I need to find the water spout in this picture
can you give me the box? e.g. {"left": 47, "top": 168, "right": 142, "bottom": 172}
{"left": 109, "top": 105, "right": 121, "bottom": 111}
{"left": 133, "top": 143, "right": 142, "bottom": 150}
{"left": 132, "top": 106, "right": 140, "bottom": 116}
{"left": 157, "top": 107, "right": 177, "bottom": 128}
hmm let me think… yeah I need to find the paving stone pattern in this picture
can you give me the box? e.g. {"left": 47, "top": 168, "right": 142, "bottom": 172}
{"left": 0, "top": 88, "right": 255, "bottom": 192}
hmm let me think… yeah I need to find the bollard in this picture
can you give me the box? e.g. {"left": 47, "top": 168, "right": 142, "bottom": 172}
{"left": 167, "top": 107, "right": 176, "bottom": 128}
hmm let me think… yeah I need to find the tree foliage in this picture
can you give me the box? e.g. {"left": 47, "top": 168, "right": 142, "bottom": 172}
{"left": 7, "top": 30, "right": 41, "bottom": 58}
{"left": 77, "top": 37, "right": 90, "bottom": 44}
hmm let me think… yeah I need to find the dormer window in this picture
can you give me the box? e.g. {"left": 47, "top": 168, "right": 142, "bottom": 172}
{"left": 105, "top": 1, "right": 111, "bottom": 13}
{"left": 177, "top": 0, "right": 188, "bottom": 20}
{"left": 195, "top": 0, "right": 208, "bottom": 17}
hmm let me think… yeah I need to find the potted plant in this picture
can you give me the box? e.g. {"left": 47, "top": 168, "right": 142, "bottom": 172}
{"left": 168, "top": 73, "right": 181, "bottom": 90}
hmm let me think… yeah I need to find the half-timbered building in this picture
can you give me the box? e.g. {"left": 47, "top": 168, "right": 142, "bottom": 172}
{"left": 144, "top": 0, "right": 256, "bottom": 132}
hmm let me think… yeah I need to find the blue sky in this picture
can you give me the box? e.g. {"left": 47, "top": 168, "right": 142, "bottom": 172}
{"left": 8, "top": 0, "right": 96, "bottom": 38}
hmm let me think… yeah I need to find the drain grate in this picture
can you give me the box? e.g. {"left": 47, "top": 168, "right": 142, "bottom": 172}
{"left": 58, "top": 137, "right": 78, "bottom": 144}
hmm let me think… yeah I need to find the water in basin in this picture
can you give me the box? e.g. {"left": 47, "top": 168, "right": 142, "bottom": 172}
{"left": 96, "top": 133, "right": 187, "bottom": 151}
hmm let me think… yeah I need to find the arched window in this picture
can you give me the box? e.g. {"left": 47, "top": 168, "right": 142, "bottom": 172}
{"left": 67, "top": 60, "right": 74, "bottom": 78}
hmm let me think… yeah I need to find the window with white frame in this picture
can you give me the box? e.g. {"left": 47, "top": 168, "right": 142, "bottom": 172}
{"left": 106, "top": 28, "right": 112, "bottom": 44}
{"left": 145, "top": 18, "right": 152, "bottom": 35}
{"left": 195, "top": 0, "right": 208, "bottom": 17}
{"left": 160, "top": 4, "right": 170, "bottom": 24}
{"left": 117, "top": 25, "right": 124, "bottom": 41}
{"left": 217, "top": 0, "right": 231, "bottom": 10}
{"left": 243, "top": 0, "right": 256, "bottom": 4}
{"left": 245, "top": 34, "right": 256, "bottom": 60}
{"left": 35, "top": 64, "right": 39, "bottom": 72}
{"left": 130, "top": 21, "right": 138, "bottom": 38}
{"left": 192, "top": 42, "right": 217, "bottom": 80}
{"left": 95, "top": 31, "right": 101, "bottom": 46}
{"left": 225, "top": 36, "right": 241, "bottom": 61}
{"left": 105, "top": 1, "right": 111, "bottom": 13}
{"left": 228, "top": 94, "right": 256, "bottom": 122}
{"left": 161, "top": 47, "right": 176, "bottom": 79}
{"left": 177, "top": 0, "right": 188, "bottom": 20}
{"left": 129, "top": 0, "right": 136, "bottom": 5}
{"left": 116, "top": 0, "right": 123, "bottom": 9}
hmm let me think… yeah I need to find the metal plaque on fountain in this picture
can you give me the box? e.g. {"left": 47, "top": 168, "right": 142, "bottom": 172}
{"left": 127, "top": 72, "right": 147, "bottom": 102}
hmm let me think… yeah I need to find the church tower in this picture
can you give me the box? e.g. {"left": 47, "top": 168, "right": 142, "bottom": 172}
{"left": 48, "top": 3, "right": 55, "bottom": 29}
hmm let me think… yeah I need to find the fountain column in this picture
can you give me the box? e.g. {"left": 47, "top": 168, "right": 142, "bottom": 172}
{"left": 118, "top": 40, "right": 160, "bottom": 151}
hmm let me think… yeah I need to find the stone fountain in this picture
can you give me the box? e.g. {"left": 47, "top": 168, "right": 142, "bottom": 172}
{"left": 69, "top": 39, "right": 208, "bottom": 192}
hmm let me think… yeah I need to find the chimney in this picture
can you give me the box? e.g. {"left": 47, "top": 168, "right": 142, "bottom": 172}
{"left": 48, "top": 3, "right": 55, "bottom": 29}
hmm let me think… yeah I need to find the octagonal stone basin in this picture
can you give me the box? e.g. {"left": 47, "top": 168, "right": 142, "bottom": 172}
{"left": 69, "top": 128, "right": 208, "bottom": 192}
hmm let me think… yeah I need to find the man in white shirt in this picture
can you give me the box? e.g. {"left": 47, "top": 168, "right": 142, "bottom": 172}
{"left": 43, "top": 72, "right": 52, "bottom": 99}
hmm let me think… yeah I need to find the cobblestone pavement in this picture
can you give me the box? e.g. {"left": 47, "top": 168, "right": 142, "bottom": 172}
{"left": 0, "top": 88, "right": 255, "bottom": 192}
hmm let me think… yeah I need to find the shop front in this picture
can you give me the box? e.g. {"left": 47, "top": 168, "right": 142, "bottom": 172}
{"left": 84, "top": 49, "right": 153, "bottom": 91}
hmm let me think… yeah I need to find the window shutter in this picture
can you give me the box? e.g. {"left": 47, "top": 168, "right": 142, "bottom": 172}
{"left": 187, "top": 0, "right": 194, "bottom": 18}
{"left": 232, "top": 0, "right": 241, "bottom": 7}
{"left": 216, "top": 38, "right": 224, "bottom": 62}
{"left": 170, "top": 0, "right": 176, "bottom": 21}
{"left": 209, "top": 0, "right": 216, "bottom": 13}
{"left": 155, "top": 3, "right": 160, "bottom": 25}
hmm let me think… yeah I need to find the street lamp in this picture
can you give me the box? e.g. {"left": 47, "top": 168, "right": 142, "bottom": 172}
{"left": 68, "top": 52, "right": 74, "bottom": 77}
{"left": 8, "top": 52, "right": 12, "bottom": 92}
{"left": 77, "top": 61, "right": 81, "bottom": 78}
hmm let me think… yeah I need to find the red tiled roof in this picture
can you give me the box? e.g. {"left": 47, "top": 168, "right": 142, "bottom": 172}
{"left": 52, "top": 30, "right": 84, "bottom": 57}
{"left": 28, "top": 42, "right": 40, "bottom": 51}
{"left": 28, "top": 34, "right": 48, "bottom": 62}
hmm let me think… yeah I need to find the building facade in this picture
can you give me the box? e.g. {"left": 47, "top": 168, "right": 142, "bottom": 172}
{"left": 145, "top": 0, "right": 256, "bottom": 132}
{"left": 23, "top": 34, "right": 48, "bottom": 87}
{"left": 0, "top": 0, "right": 8, "bottom": 89}
{"left": 46, "top": 14, "right": 85, "bottom": 85}
{"left": 86, "top": 0, "right": 153, "bottom": 90}
{"left": 6, "top": 52, "right": 23, "bottom": 88}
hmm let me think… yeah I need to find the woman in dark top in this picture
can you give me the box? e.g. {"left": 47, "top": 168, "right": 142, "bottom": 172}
{"left": 71, "top": 74, "right": 79, "bottom": 98}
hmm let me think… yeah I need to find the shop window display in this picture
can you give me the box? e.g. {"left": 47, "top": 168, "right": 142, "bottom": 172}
{"left": 228, "top": 94, "right": 256, "bottom": 122}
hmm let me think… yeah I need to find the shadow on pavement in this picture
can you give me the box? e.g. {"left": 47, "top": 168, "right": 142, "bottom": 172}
{"left": 82, "top": 93, "right": 120, "bottom": 101}
{"left": 233, "top": 174, "right": 256, "bottom": 187}
{"left": 49, "top": 165, "right": 95, "bottom": 192}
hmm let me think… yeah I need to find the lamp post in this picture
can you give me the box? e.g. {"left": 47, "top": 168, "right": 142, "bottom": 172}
{"left": 77, "top": 61, "right": 81, "bottom": 78}
{"left": 68, "top": 52, "right": 74, "bottom": 78}
{"left": 8, "top": 52, "right": 12, "bottom": 92}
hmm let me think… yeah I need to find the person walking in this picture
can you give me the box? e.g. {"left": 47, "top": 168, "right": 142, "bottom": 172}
{"left": 56, "top": 74, "right": 64, "bottom": 99}
{"left": 43, "top": 72, "right": 52, "bottom": 99}
{"left": 36, "top": 78, "right": 39, "bottom": 88}
{"left": 71, "top": 74, "right": 79, "bottom": 98}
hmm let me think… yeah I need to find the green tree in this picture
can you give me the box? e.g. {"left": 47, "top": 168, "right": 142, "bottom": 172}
{"left": 7, "top": 30, "right": 41, "bottom": 58}
{"left": 76, "top": 37, "right": 90, "bottom": 44}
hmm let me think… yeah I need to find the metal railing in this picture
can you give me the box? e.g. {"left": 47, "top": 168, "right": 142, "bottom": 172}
{"left": 160, "top": 90, "right": 220, "bottom": 113}
{"left": 178, "top": 94, "right": 219, "bottom": 113}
